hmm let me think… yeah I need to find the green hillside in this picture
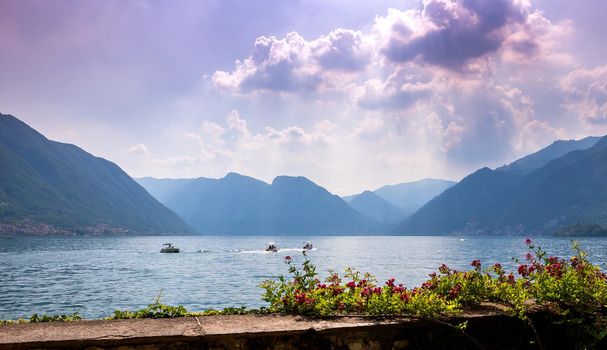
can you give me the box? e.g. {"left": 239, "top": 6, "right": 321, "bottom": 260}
{"left": 0, "top": 113, "right": 194, "bottom": 235}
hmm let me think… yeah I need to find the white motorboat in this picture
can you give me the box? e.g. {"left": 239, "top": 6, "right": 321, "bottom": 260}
{"left": 266, "top": 242, "right": 278, "bottom": 252}
{"left": 160, "top": 243, "right": 180, "bottom": 253}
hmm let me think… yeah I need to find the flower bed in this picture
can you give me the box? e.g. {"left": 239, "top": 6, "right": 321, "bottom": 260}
{"left": 261, "top": 240, "right": 607, "bottom": 347}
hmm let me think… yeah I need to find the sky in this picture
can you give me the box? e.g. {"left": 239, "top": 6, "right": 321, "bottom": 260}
{"left": 1, "top": 0, "right": 607, "bottom": 195}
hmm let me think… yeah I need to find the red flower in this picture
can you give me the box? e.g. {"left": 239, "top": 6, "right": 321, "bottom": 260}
{"left": 507, "top": 274, "right": 515, "bottom": 285}
{"left": 373, "top": 287, "right": 382, "bottom": 295}
{"left": 525, "top": 238, "right": 532, "bottom": 245}
{"left": 332, "top": 286, "right": 344, "bottom": 296}
{"left": 518, "top": 264, "right": 529, "bottom": 277}
{"left": 493, "top": 263, "right": 504, "bottom": 275}
{"left": 284, "top": 256, "right": 292, "bottom": 263}
{"left": 421, "top": 281, "right": 434, "bottom": 290}
{"left": 386, "top": 278, "right": 396, "bottom": 287}
{"left": 392, "top": 284, "right": 406, "bottom": 293}
{"left": 346, "top": 281, "right": 356, "bottom": 289}
{"left": 360, "top": 287, "right": 371, "bottom": 297}
{"left": 471, "top": 260, "right": 481, "bottom": 269}
{"left": 400, "top": 292, "right": 410, "bottom": 302}
{"left": 449, "top": 284, "right": 461, "bottom": 299}
{"left": 546, "top": 263, "right": 563, "bottom": 278}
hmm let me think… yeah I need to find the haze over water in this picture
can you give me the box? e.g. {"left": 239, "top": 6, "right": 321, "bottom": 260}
{"left": 2, "top": 235, "right": 606, "bottom": 320}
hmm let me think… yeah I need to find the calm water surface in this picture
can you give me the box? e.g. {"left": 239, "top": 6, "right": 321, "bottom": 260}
{"left": 1, "top": 235, "right": 606, "bottom": 319}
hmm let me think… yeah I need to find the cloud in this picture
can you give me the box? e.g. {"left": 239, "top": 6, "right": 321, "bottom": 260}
{"left": 377, "top": 0, "right": 567, "bottom": 71}
{"left": 352, "top": 117, "right": 385, "bottom": 140}
{"left": 126, "top": 143, "right": 149, "bottom": 156}
{"left": 212, "top": 29, "right": 373, "bottom": 93}
{"left": 356, "top": 71, "right": 433, "bottom": 110}
{"left": 312, "top": 29, "right": 373, "bottom": 71}
{"left": 560, "top": 65, "right": 607, "bottom": 124}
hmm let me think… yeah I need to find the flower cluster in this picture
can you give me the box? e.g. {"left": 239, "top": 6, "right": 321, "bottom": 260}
{"left": 261, "top": 239, "right": 607, "bottom": 346}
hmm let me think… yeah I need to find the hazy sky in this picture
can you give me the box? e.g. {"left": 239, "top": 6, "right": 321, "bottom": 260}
{"left": 2, "top": 0, "right": 607, "bottom": 194}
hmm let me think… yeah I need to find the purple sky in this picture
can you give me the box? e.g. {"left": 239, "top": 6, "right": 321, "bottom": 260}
{"left": 1, "top": 0, "right": 607, "bottom": 194}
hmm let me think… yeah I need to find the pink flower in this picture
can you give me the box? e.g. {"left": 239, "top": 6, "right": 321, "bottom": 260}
{"left": 526, "top": 253, "right": 534, "bottom": 262}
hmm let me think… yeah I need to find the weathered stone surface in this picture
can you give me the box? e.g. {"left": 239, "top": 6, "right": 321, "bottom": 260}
{"left": 0, "top": 311, "right": 586, "bottom": 349}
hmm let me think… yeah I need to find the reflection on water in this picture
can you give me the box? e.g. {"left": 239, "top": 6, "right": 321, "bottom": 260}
{"left": 0, "top": 235, "right": 606, "bottom": 319}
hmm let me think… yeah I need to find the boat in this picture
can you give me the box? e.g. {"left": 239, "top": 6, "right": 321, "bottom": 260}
{"left": 266, "top": 242, "right": 278, "bottom": 252}
{"left": 303, "top": 241, "right": 313, "bottom": 250}
{"left": 160, "top": 243, "right": 180, "bottom": 253}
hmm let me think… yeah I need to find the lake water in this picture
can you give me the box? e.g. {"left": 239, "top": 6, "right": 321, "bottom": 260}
{"left": 1, "top": 235, "right": 606, "bottom": 320}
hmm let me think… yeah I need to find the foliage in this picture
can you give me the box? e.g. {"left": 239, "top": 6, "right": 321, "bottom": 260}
{"left": 190, "top": 306, "right": 270, "bottom": 316}
{"left": 111, "top": 290, "right": 188, "bottom": 319}
{"left": 110, "top": 290, "right": 269, "bottom": 320}
{"left": 555, "top": 222, "right": 607, "bottom": 237}
{"left": 260, "top": 251, "right": 460, "bottom": 318}
{"left": 0, "top": 318, "right": 27, "bottom": 325}
{"left": 29, "top": 312, "right": 81, "bottom": 323}
{"left": 261, "top": 241, "right": 607, "bottom": 346}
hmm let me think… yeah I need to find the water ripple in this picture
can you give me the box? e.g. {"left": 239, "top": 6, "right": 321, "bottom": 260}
{"left": 1, "top": 235, "right": 606, "bottom": 319}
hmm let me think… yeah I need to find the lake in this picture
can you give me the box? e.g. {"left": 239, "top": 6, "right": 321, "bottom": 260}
{"left": 1, "top": 235, "right": 606, "bottom": 320}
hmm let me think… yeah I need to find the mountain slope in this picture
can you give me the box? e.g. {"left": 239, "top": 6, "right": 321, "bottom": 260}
{"left": 497, "top": 136, "right": 600, "bottom": 175}
{"left": 163, "top": 173, "right": 269, "bottom": 235}
{"left": 135, "top": 177, "right": 196, "bottom": 204}
{"left": 0, "top": 113, "right": 193, "bottom": 235}
{"left": 348, "top": 191, "right": 405, "bottom": 224}
{"left": 401, "top": 136, "right": 605, "bottom": 235}
{"left": 374, "top": 179, "right": 456, "bottom": 215}
{"left": 139, "top": 174, "right": 379, "bottom": 235}
{"left": 345, "top": 178, "right": 456, "bottom": 217}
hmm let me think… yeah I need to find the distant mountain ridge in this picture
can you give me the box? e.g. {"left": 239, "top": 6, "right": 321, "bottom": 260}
{"left": 137, "top": 173, "right": 380, "bottom": 235}
{"left": 400, "top": 136, "right": 604, "bottom": 235}
{"left": 344, "top": 178, "right": 456, "bottom": 221}
{"left": 0, "top": 113, "right": 193, "bottom": 235}
{"left": 348, "top": 191, "right": 405, "bottom": 224}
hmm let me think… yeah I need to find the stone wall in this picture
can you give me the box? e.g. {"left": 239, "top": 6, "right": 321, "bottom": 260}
{"left": 0, "top": 311, "right": 599, "bottom": 349}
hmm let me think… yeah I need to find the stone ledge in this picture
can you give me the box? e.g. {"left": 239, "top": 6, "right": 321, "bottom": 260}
{"left": 0, "top": 308, "right": 582, "bottom": 349}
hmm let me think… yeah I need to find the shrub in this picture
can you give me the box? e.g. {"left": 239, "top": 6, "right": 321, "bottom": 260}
{"left": 261, "top": 241, "right": 607, "bottom": 346}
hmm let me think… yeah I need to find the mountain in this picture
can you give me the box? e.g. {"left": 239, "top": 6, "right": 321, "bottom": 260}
{"left": 0, "top": 113, "right": 193, "bottom": 235}
{"left": 400, "top": 136, "right": 603, "bottom": 235}
{"left": 497, "top": 136, "right": 601, "bottom": 175}
{"left": 348, "top": 191, "right": 405, "bottom": 224}
{"left": 373, "top": 179, "right": 457, "bottom": 215}
{"left": 344, "top": 178, "right": 456, "bottom": 218}
{"left": 136, "top": 177, "right": 197, "bottom": 204}
{"left": 138, "top": 174, "right": 379, "bottom": 235}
